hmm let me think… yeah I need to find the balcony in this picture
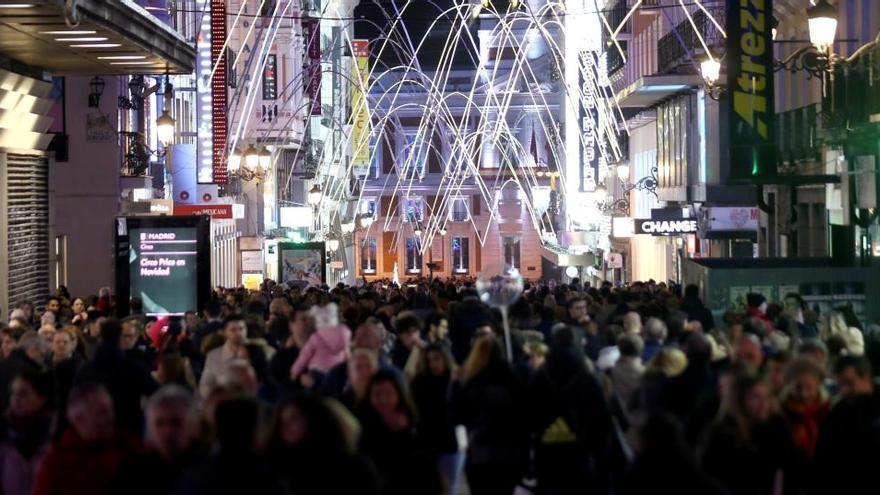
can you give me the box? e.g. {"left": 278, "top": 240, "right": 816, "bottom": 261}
{"left": 119, "top": 131, "right": 151, "bottom": 177}
{"left": 776, "top": 104, "right": 821, "bottom": 166}
{"left": 823, "top": 43, "right": 880, "bottom": 146}
{"left": 656, "top": 5, "right": 725, "bottom": 75}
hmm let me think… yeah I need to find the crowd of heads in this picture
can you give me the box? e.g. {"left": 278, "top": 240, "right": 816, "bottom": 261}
{"left": 0, "top": 277, "right": 878, "bottom": 495}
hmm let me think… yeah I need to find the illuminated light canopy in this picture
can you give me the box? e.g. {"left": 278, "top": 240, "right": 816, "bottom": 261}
{"left": 69, "top": 43, "right": 122, "bottom": 48}
{"left": 40, "top": 30, "right": 96, "bottom": 34}
{"left": 54, "top": 37, "right": 108, "bottom": 42}
{"left": 98, "top": 55, "right": 146, "bottom": 60}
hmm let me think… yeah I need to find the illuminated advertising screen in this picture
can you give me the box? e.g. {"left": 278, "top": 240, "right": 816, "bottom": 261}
{"left": 116, "top": 216, "right": 211, "bottom": 317}
{"left": 278, "top": 242, "right": 326, "bottom": 289}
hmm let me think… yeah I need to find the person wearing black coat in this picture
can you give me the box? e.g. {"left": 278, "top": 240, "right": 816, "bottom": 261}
{"left": 526, "top": 327, "right": 612, "bottom": 494}
{"left": 620, "top": 414, "right": 729, "bottom": 495}
{"left": 0, "top": 332, "right": 46, "bottom": 413}
{"left": 700, "top": 374, "right": 793, "bottom": 495}
{"left": 450, "top": 335, "right": 527, "bottom": 495}
{"left": 813, "top": 356, "right": 880, "bottom": 495}
{"left": 75, "top": 319, "right": 158, "bottom": 434}
{"left": 411, "top": 344, "right": 463, "bottom": 492}
{"left": 172, "top": 398, "right": 284, "bottom": 495}
{"left": 681, "top": 284, "right": 715, "bottom": 332}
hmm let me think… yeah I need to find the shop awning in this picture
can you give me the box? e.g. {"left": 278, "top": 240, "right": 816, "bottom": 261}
{"left": 615, "top": 75, "right": 704, "bottom": 109}
{"left": 0, "top": 0, "right": 195, "bottom": 75}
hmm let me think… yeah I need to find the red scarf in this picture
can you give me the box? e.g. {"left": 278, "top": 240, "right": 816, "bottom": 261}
{"left": 784, "top": 400, "right": 828, "bottom": 459}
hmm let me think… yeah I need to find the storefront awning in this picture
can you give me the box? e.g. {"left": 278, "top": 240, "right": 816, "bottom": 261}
{"left": 0, "top": 0, "right": 195, "bottom": 75}
{"left": 615, "top": 75, "right": 704, "bottom": 109}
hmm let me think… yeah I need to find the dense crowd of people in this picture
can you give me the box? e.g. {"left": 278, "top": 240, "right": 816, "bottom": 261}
{"left": 0, "top": 278, "right": 879, "bottom": 495}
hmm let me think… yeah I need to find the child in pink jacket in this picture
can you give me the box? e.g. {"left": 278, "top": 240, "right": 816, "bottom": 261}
{"left": 290, "top": 303, "right": 351, "bottom": 382}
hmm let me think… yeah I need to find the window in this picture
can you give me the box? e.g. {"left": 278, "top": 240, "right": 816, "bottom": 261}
{"left": 503, "top": 236, "right": 521, "bottom": 270}
{"left": 403, "top": 197, "right": 423, "bottom": 222}
{"left": 360, "top": 237, "right": 377, "bottom": 274}
{"left": 403, "top": 133, "right": 426, "bottom": 177}
{"left": 450, "top": 197, "right": 469, "bottom": 222}
{"left": 359, "top": 198, "right": 376, "bottom": 218}
{"left": 405, "top": 237, "right": 422, "bottom": 273}
{"left": 262, "top": 54, "right": 277, "bottom": 100}
{"left": 452, "top": 236, "right": 469, "bottom": 273}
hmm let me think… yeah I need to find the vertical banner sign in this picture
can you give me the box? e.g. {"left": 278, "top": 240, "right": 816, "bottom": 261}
{"left": 210, "top": 0, "right": 228, "bottom": 184}
{"left": 579, "top": 50, "right": 601, "bottom": 192}
{"left": 351, "top": 40, "right": 371, "bottom": 172}
{"left": 262, "top": 54, "right": 277, "bottom": 100}
{"left": 726, "top": 0, "right": 776, "bottom": 181}
{"left": 304, "top": 19, "right": 322, "bottom": 116}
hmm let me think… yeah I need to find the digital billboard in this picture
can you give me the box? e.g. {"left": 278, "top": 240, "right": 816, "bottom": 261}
{"left": 116, "top": 216, "right": 211, "bottom": 317}
{"left": 279, "top": 242, "right": 326, "bottom": 289}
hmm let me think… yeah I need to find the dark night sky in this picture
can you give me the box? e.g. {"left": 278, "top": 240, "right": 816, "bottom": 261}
{"left": 353, "top": 0, "right": 479, "bottom": 71}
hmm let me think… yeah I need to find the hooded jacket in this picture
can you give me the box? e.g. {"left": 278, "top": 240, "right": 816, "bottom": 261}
{"left": 291, "top": 324, "right": 352, "bottom": 377}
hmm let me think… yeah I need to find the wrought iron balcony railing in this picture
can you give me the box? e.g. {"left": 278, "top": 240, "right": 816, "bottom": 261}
{"left": 119, "top": 131, "right": 151, "bottom": 177}
{"left": 657, "top": 6, "right": 725, "bottom": 75}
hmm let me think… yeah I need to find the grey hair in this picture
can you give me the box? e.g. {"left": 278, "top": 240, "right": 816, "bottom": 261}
{"left": 147, "top": 385, "right": 196, "bottom": 415}
{"left": 16, "top": 330, "right": 45, "bottom": 352}
{"left": 644, "top": 317, "right": 668, "bottom": 341}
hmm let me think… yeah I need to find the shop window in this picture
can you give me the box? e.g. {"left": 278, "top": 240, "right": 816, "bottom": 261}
{"left": 503, "top": 236, "right": 521, "bottom": 270}
{"left": 452, "top": 236, "right": 469, "bottom": 273}
{"left": 361, "top": 237, "right": 377, "bottom": 274}
{"left": 406, "top": 237, "right": 422, "bottom": 273}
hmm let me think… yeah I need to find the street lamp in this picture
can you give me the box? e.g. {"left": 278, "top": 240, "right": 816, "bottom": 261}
{"left": 414, "top": 228, "right": 423, "bottom": 237}
{"left": 595, "top": 183, "right": 608, "bottom": 197}
{"left": 700, "top": 57, "right": 721, "bottom": 86}
{"left": 439, "top": 228, "right": 447, "bottom": 236}
{"left": 88, "top": 76, "right": 105, "bottom": 108}
{"left": 308, "top": 184, "right": 323, "bottom": 206}
{"left": 243, "top": 144, "right": 259, "bottom": 169}
{"left": 258, "top": 147, "right": 272, "bottom": 171}
{"left": 328, "top": 238, "right": 340, "bottom": 252}
{"left": 616, "top": 163, "right": 630, "bottom": 181}
{"left": 228, "top": 148, "right": 242, "bottom": 171}
{"left": 156, "top": 109, "right": 175, "bottom": 146}
{"left": 807, "top": 0, "right": 838, "bottom": 53}
{"left": 341, "top": 221, "right": 356, "bottom": 234}
{"left": 359, "top": 214, "right": 374, "bottom": 229}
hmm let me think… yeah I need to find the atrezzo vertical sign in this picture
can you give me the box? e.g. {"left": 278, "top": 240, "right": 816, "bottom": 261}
{"left": 211, "top": 0, "right": 228, "bottom": 185}
{"left": 351, "top": 40, "right": 371, "bottom": 171}
{"left": 726, "top": 0, "right": 776, "bottom": 181}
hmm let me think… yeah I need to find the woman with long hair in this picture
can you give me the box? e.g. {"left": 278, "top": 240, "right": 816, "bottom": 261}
{"left": 411, "top": 344, "right": 462, "bottom": 495}
{"left": 450, "top": 335, "right": 527, "bottom": 495}
{"left": 781, "top": 357, "right": 829, "bottom": 494}
{"left": 265, "top": 394, "right": 377, "bottom": 494}
{"left": 701, "top": 373, "right": 793, "bottom": 495}
{"left": 359, "top": 370, "right": 443, "bottom": 493}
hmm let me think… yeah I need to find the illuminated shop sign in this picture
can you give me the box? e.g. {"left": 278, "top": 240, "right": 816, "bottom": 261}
{"left": 635, "top": 219, "right": 698, "bottom": 235}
